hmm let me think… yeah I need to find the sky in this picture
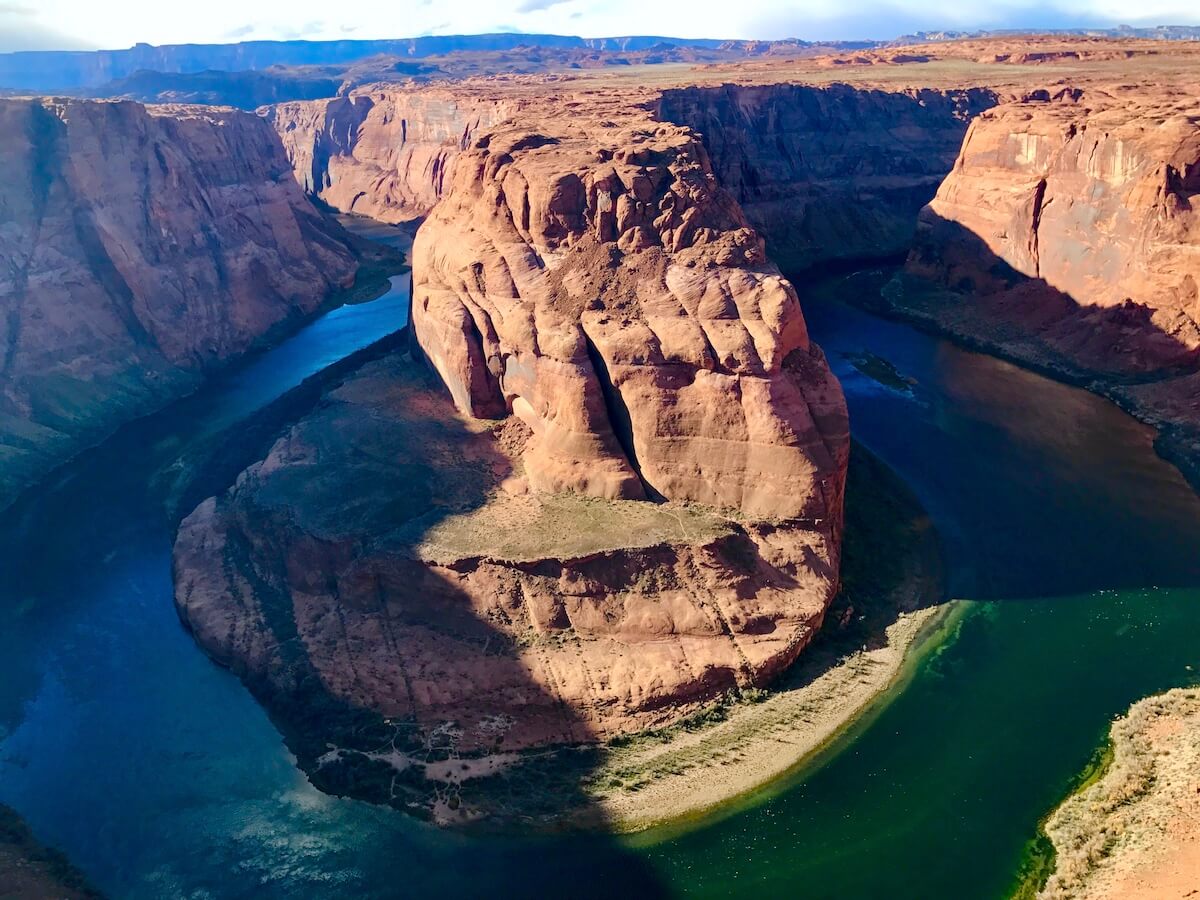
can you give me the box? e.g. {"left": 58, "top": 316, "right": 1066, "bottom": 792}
{"left": 3, "top": 0, "right": 1200, "bottom": 53}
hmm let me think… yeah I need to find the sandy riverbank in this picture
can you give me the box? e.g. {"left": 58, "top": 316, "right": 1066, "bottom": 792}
{"left": 547, "top": 448, "right": 956, "bottom": 833}
{"left": 577, "top": 601, "right": 960, "bottom": 833}
{"left": 1038, "top": 688, "right": 1200, "bottom": 900}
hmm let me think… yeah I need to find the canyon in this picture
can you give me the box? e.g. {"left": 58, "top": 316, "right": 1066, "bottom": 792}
{"left": 271, "top": 79, "right": 997, "bottom": 264}
{"left": 177, "top": 38, "right": 1200, "bottom": 829}
{"left": 0, "top": 97, "right": 370, "bottom": 509}
{"left": 2, "top": 27, "right": 1200, "bottom": 894}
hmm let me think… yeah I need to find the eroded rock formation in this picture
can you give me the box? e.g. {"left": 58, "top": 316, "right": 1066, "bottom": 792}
{"left": 411, "top": 109, "right": 848, "bottom": 518}
{"left": 0, "top": 98, "right": 360, "bottom": 507}
{"left": 175, "top": 97, "right": 849, "bottom": 824}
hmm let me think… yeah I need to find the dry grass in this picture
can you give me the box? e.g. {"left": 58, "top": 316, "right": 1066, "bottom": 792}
{"left": 417, "top": 490, "right": 734, "bottom": 564}
{"left": 1040, "top": 688, "right": 1200, "bottom": 899}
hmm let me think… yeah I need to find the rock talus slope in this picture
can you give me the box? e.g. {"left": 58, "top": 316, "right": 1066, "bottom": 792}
{"left": 0, "top": 98, "right": 359, "bottom": 506}
{"left": 175, "top": 98, "right": 849, "bottom": 823}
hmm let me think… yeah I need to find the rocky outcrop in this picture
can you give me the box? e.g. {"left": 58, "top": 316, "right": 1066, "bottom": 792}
{"left": 269, "top": 90, "right": 518, "bottom": 222}
{"left": 895, "top": 89, "right": 1200, "bottom": 484}
{"left": 1040, "top": 689, "right": 1200, "bottom": 900}
{"left": 411, "top": 106, "right": 848, "bottom": 518}
{"left": 656, "top": 84, "right": 998, "bottom": 271}
{"left": 907, "top": 89, "right": 1200, "bottom": 376}
{"left": 0, "top": 98, "right": 359, "bottom": 507}
{"left": 175, "top": 97, "right": 849, "bottom": 824}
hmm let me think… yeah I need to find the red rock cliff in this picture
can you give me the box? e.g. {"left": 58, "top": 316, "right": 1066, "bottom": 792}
{"left": 655, "top": 83, "right": 998, "bottom": 271}
{"left": 908, "top": 89, "right": 1200, "bottom": 374}
{"left": 412, "top": 103, "right": 848, "bottom": 521}
{"left": 0, "top": 98, "right": 359, "bottom": 506}
{"left": 269, "top": 89, "right": 518, "bottom": 222}
{"left": 897, "top": 87, "right": 1200, "bottom": 487}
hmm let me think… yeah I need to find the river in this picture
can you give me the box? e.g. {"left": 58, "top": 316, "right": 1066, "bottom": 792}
{"left": 1, "top": 263, "right": 1197, "bottom": 898}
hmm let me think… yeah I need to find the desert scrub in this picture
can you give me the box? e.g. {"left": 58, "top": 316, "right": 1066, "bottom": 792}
{"left": 1036, "top": 688, "right": 1200, "bottom": 899}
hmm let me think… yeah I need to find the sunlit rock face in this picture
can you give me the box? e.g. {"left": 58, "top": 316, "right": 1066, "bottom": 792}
{"left": 0, "top": 98, "right": 358, "bottom": 506}
{"left": 908, "top": 89, "right": 1200, "bottom": 375}
{"left": 411, "top": 102, "right": 849, "bottom": 522}
{"left": 175, "top": 93, "right": 850, "bottom": 823}
{"left": 269, "top": 90, "right": 519, "bottom": 223}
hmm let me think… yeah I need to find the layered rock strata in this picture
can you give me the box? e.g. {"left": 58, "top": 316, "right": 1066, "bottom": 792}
{"left": 270, "top": 90, "right": 519, "bottom": 221}
{"left": 175, "top": 99, "right": 849, "bottom": 823}
{"left": 273, "top": 83, "right": 999, "bottom": 272}
{"left": 0, "top": 98, "right": 359, "bottom": 507}
{"left": 896, "top": 88, "right": 1200, "bottom": 482}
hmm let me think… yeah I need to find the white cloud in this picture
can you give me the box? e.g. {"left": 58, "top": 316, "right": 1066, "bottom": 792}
{"left": 12, "top": 0, "right": 1200, "bottom": 51}
{"left": 0, "top": 3, "right": 91, "bottom": 51}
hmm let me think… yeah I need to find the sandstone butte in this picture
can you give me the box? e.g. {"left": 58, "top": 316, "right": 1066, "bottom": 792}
{"left": 0, "top": 97, "right": 361, "bottom": 509}
{"left": 171, "top": 39, "right": 1200, "bottom": 826}
{"left": 174, "top": 92, "right": 852, "bottom": 823}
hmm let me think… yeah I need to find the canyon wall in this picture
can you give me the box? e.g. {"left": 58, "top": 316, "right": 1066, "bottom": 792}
{"left": 896, "top": 89, "right": 1200, "bottom": 483}
{"left": 176, "top": 96, "right": 850, "bottom": 822}
{"left": 270, "top": 89, "right": 519, "bottom": 222}
{"left": 656, "top": 83, "right": 999, "bottom": 271}
{"left": 906, "top": 89, "right": 1200, "bottom": 376}
{"left": 274, "top": 82, "right": 998, "bottom": 272}
{"left": 0, "top": 98, "right": 359, "bottom": 507}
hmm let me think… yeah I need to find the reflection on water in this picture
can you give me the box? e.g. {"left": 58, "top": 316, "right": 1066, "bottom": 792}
{"left": 802, "top": 285, "right": 1200, "bottom": 598}
{"left": 1, "top": 267, "right": 1198, "bottom": 899}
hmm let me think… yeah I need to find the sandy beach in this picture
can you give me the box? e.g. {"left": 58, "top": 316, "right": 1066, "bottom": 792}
{"left": 575, "top": 600, "right": 961, "bottom": 832}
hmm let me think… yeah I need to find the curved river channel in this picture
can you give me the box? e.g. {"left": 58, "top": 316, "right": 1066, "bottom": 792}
{"left": 1, "top": 262, "right": 1198, "bottom": 899}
